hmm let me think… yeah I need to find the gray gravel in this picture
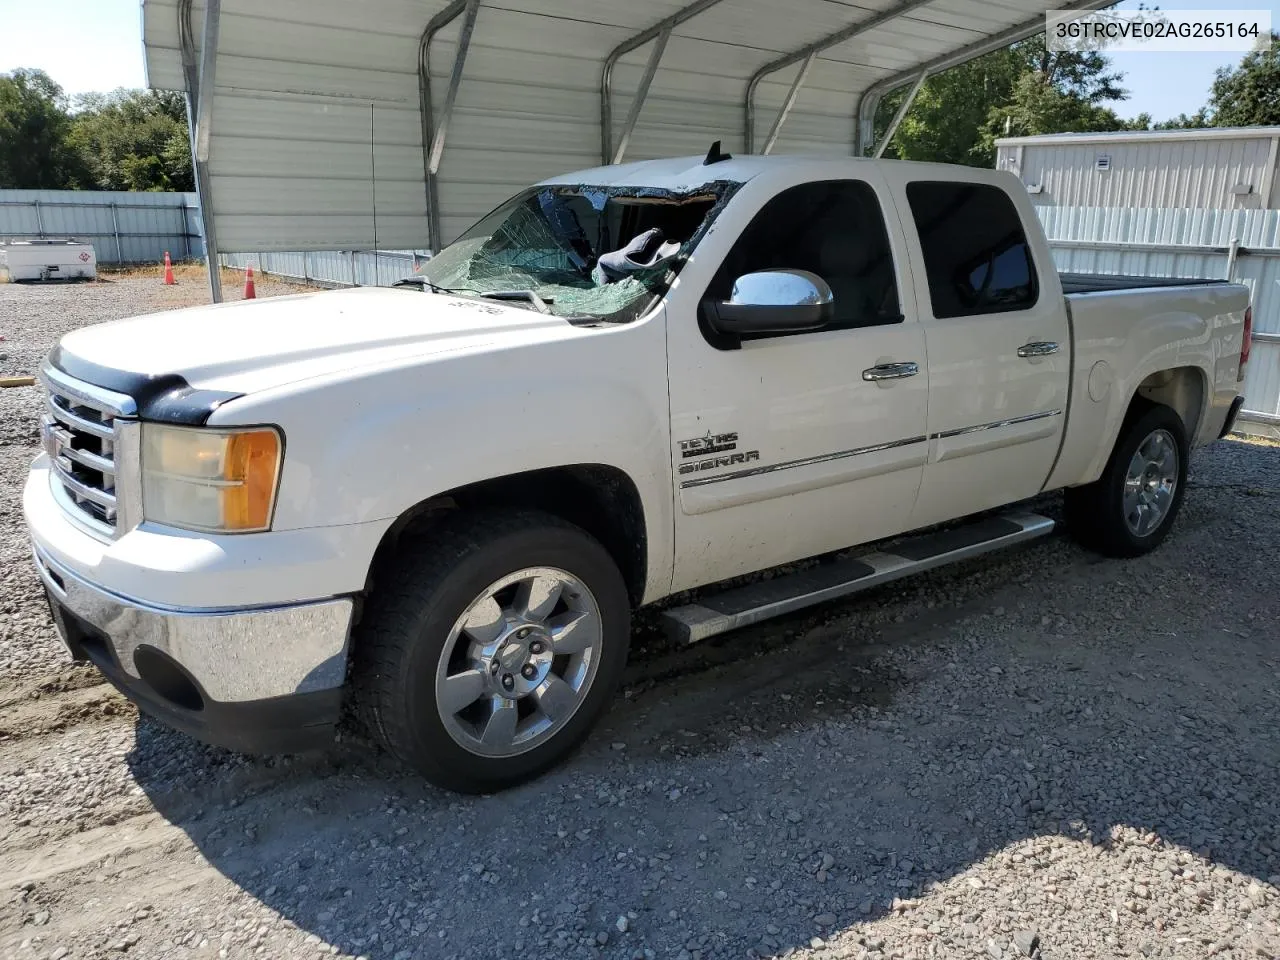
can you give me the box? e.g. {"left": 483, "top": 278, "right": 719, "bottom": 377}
{"left": 2, "top": 278, "right": 1278, "bottom": 960}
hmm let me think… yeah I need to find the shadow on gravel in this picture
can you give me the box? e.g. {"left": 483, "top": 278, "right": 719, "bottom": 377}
{"left": 125, "top": 442, "right": 1280, "bottom": 960}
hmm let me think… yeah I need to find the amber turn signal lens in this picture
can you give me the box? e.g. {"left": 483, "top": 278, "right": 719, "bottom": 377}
{"left": 223, "top": 430, "right": 281, "bottom": 531}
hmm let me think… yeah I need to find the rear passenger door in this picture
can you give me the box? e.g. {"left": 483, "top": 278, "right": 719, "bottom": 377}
{"left": 883, "top": 172, "right": 1071, "bottom": 528}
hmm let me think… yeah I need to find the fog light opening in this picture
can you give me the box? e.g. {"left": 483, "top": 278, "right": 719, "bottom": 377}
{"left": 133, "top": 646, "right": 205, "bottom": 712}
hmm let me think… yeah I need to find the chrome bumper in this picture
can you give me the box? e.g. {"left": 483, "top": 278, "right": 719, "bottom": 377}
{"left": 33, "top": 546, "right": 352, "bottom": 704}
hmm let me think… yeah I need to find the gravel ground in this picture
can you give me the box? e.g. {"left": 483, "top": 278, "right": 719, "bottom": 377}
{"left": 1, "top": 278, "right": 1278, "bottom": 960}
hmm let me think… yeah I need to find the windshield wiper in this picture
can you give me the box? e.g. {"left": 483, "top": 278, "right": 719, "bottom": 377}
{"left": 479, "top": 290, "right": 553, "bottom": 314}
{"left": 392, "top": 276, "right": 477, "bottom": 296}
{"left": 393, "top": 279, "right": 554, "bottom": 315}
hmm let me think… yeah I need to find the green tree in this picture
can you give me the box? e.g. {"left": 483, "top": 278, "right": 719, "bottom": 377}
{"left": 976, "top": 71, "right": 1139, "bottom": 156}
{"left": 1153, "top": 109, "right": 1210, "bottom": 130}
{"left": 67, "top": 89, "right": 194, "bottom": 192}
{"left": 878, "top": 36, "right": 1134, "bottom": 167}
{"left": 883, "top": 47, "right": 1024, "bottom": 166}
{"left": 0, "top": 68, "right": 88, "bottom": 188}
{"left": 1204, "top": 33, "right": 1280, "bottom": 126}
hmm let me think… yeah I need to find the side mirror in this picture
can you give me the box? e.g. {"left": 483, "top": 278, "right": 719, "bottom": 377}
{"left": 703, "top": 269, "right": 834, "bottom": 336}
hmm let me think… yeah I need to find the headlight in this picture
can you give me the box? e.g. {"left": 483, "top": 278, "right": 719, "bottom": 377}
{"left": 141, "top": 424, "right": 283, "bottom": 533}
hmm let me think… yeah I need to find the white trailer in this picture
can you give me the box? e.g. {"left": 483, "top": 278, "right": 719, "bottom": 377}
{"left": 0, "top": 240, "right": 97, "bottom": 282}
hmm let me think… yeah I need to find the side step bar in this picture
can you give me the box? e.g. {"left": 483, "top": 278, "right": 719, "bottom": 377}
{"left": 660, "top": 512, "right": 1055, "bottom": 644}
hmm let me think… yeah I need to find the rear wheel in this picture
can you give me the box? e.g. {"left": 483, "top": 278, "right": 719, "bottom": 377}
{"left": 352, "top": 509, "right": 630, "bottom": 793}
{"left": 1065, "top": 401, "right": 1188, "bottom": 557}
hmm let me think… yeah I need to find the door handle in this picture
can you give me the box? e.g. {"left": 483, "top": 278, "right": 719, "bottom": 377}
{"left": 862, "top": 361, "right": 920, "bottom": 381}
{"left": 1017, "top": 341, "right": 1059, "bottom": 358}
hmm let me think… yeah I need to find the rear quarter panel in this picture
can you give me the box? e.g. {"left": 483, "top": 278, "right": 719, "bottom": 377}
{"left": 1046, "top": 282, "right": 1249, "bottom": 490}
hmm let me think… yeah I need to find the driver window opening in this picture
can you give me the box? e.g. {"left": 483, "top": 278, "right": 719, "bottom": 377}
{"left": 706, "top": 179, "right": 902, "bottom": 331}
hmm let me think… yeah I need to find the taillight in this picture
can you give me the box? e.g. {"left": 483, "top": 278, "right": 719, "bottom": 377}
{"left": 1239, "top": 305, "right": 1252, "bottom": 382}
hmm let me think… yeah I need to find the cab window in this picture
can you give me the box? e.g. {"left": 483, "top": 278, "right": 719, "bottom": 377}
{"left": 904, "top": 181, "right": 1038, "bottom": 318}
{"left": 707, "top": 180, "right": 902, "bottom": 330}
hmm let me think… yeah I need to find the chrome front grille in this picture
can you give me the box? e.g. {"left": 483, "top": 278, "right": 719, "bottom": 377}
{"left": 39, "top": 364, "right": 139, "bottom": 539}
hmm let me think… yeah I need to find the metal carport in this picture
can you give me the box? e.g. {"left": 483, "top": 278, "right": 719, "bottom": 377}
{"left": 141, "top": 0, "right": 1112, "bottom": 299}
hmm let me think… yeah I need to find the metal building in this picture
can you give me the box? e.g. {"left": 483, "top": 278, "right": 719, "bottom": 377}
{"left": 139, "top": 0, "right": 1112, "bottom": 301}
{"left": 996, "top": 128, "right": 1280, "bottom": 437}
{"left": 995, "top": 127, "right": 1280, "bottom": 210}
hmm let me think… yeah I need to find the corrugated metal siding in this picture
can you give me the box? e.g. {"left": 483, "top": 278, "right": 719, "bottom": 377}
{"left": 143, "top": 0, "right": 1067, "bottom": 252}
{"left": 1038, "top": 206, "right": 1280, "bottom": 425}
{"left": 1039, "top": 207, "right": 1280, "bottom": 249}
{"left": 998, "top": 134, "right": 1280, "bottom": 209}
{"left": 220, "top": 249, "right": 427, "bottom": 288}
{"left": 0, "top": 190, "right": 204, "bottom": 263}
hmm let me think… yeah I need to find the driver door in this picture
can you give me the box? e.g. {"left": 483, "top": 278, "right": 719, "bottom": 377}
{"left": 666, "top": 175, "right": 929, "bottom": 593}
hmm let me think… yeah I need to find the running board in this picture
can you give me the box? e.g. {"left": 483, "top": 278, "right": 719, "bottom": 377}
{"left": 660, "top": 512, "right": 1055, "bottom": 644}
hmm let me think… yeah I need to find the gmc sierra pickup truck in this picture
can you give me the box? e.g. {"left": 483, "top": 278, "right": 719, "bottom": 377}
{"left": 25, "top": 153, "right": 1251, "bottom": 792}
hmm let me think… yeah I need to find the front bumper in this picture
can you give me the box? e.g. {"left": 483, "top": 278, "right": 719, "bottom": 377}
{"left": 34, "top": 545, "right": 352, "bottom": 754}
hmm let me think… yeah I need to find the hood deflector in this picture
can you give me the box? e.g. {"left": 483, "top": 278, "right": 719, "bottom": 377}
{"left": 48, "top": 346, "right": 244, "bottom": 426}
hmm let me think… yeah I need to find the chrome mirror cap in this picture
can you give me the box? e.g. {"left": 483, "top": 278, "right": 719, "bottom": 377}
{"left": 730, "top": 269, "right": 834, "bottom": 307}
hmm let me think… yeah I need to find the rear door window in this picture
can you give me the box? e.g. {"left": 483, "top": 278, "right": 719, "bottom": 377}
{"left": 904, "top": 182, "right": 1038, "bottom": 319}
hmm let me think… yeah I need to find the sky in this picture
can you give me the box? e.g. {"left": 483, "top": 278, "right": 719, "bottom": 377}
{"left": 0, "top": 0, "right": 1274, "bottom": 122}
{"left": 1106, "top": 0, "right": 1280, "bottom": 120}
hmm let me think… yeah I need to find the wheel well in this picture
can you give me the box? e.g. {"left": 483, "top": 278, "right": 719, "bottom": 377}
{"left": 1133, "top": 366, "right": 1205, "bottom": 439}
{"left": 367, "top": 465, "right": 648, "bottom": 606}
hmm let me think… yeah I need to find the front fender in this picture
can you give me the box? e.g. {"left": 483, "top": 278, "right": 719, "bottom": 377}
{"left": 209, "top": 314, "right": 675, "bottom": 601}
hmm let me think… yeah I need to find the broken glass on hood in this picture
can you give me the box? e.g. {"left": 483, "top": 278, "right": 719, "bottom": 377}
{"left": 408, "top": 181, "right": 740, "bottom": 323}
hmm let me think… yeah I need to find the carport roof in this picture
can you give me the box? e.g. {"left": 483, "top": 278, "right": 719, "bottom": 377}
{"left": 142, "top": 0, "right": 1113, "bottom": 266}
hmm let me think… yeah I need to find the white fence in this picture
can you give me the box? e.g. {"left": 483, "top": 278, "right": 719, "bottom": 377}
{"left": 0, "top": 190, "right": 203, "bottom": 264}
{"left": 1037, "top": 206, "right": 1280, "bottom": 436}
{"left": 219, "top": 249, "right": 429, "bottom": 289}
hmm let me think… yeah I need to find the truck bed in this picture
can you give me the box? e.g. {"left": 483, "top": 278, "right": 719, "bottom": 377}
{"left": 1059, "top": 272, "right": 1225, "bottom": 295}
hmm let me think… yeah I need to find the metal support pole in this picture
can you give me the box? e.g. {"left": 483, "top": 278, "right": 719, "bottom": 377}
{"left": 109, "top": 202, "right": 123, "bottom": 262}
{"left": 1225, "top": 238, "right": 1240, "bottom": 282}
{"left": 761, "top": 53, "right": 815, "bottom": 156}
{"left": 600, "top": 0, "right": 728, "bottom": 165}
{"left": 612, "top": 26, "right": 671, "bottom": 165}
{"left": 194, "top": 1, "right": 219, "bottom": 168}
{"left": 181, "top": 0, "right": 223, "bottom": 302}
{"left": 745, "top": 0, "right": 937, "bottom": 154}
{"left": 33, "top": 200, "right": 44, "bottom": 239}
{"left": 428, "top": 0, "right": 481, "bottom": 176}
{"left": 419, "top": 0, "right": 480, "bottom": 254}
{"left": 873, "top": 70, "right": 926, "bottom": 158}
{"left": 854, "top": 90, "right": 879, "bottom": 156}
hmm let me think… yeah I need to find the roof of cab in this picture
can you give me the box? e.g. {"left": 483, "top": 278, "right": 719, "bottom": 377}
{"left": 537, "top": 153, "right": 1021, "bottom": 193}
{"left": 537, "top": 154, "right": 869, "bottom": 191}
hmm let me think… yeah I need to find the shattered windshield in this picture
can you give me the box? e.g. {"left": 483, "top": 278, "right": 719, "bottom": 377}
{"left": 414, "top": 181, "right": 740, "bottom": 323}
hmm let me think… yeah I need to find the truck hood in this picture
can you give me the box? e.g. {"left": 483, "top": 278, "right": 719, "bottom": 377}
{"left": 53, "top": 286, "right": 578, "bottom": 398}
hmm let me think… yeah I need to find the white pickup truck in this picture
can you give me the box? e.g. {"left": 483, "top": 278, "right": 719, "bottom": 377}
{"left": 25, "top": 153, "right": 1251, "bottom": 792}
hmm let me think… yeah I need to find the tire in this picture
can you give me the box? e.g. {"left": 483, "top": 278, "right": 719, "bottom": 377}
{"left": 351, "top": 508, "right": 630, "bottom": 793}
{"left": 1064, "top": 401, "right": 1189, "bottom": 558}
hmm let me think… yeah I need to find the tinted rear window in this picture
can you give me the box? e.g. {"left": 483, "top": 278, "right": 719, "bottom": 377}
{"left": 905, "top": 182, "right": 1038, "bottom": 319}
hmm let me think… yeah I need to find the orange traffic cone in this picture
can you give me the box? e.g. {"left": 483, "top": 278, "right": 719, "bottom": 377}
{"left": 243, "top": 265, "right": 257, "bottom": 300}
{"left": 163, "top": 252, "right": 175, "bottom": 285}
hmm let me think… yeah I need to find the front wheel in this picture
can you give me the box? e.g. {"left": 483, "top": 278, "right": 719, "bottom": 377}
{"left": 352, "top": 509, "right": 630, "bottom": 793}
{"left": 1065, "top": 401, "right": 1189, "bottom": 558}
